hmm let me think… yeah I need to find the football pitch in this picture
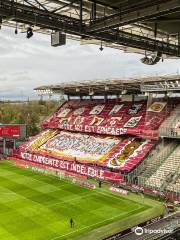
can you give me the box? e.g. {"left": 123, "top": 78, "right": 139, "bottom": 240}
{"left": 0, "top": 161, "right": 164, "bottom": 240}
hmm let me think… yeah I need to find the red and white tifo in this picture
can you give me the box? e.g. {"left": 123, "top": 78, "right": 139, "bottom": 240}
{"left": 11, "top": 97, "right": 180, "bottom": 188}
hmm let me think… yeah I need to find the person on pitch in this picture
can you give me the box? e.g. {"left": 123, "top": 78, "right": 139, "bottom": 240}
{"left": 70, "top": 218, "right": 75, "bottom": 228}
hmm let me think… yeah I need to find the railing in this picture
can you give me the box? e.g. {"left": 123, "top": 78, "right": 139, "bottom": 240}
{"left": 159, "top": 103, "right": 180, "bottom": 138}
{"left": 138, "top": 142, "right": 178, "bottom": 186}
{"left": 140, "top": 145, "right": 180, "bottom": 192}
{"left": 165, "top": 164, "right": 180, "bottom": 193}
{"left": 159, "top": 126, "right": 180, "bottom": 138}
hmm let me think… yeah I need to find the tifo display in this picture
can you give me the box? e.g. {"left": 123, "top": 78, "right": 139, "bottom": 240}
{"left": 42, "top": 99, "right": 173, "bottom": 137}
{"left": 18, "top": 129, "right": 155, "bottom": 172}
{"left": 12, "top": 98, "right": 178, "bottom": 184}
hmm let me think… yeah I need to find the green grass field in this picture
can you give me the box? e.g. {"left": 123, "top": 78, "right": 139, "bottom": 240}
{"left": 0, "top": 161, "right": 164, "bottom": 240}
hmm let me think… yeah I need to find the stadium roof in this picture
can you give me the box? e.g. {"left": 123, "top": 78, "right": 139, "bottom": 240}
{"left": 34, "top": 75, "right": 180, "bottom": 96}
{"left": 1, "top": 0, "right": 180, "bottom": 57}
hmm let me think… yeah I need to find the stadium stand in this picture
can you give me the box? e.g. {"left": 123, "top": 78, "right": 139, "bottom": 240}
{"left": 145, "top": 146, "right": 180, "bottom": 189}
{"left": 160, "top": 103, "right": 180, "bottom": 137}
{"left": 166, "top": 170, "right": 180, "bottom": 194}
{"left": 12, "top": 95, "right": 180, "bottom": 200}
{"left": 17, "top": 129, "right": 156, "bottom": 172}
{"left": 138, "top": 141, "right": 178, "bottom": 184}
{"left": 42, "top": 99, "right": 174, "bottom": 137}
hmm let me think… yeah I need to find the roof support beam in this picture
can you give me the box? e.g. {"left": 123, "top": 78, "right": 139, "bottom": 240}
{"left": 52, "top": 0, "right": 77, "bottom": 13}
{"left": 91, "top": 0, "right": 96, "bottom": 21}
{"left": 147, "top": 17, "right": 180, "bottom": 23}
{"left": 24, "top": 0, "right": 48, "bottom": 12}
{"left": 80, "top": 0, "right": 83, "bottom": 31}
{"left": 47, "top": 0, "right": 116, "bottom": 15}
{"left": 0, "top": 0, "right": 179, "bottom": 56}
{"left": 32, "top": 0, "right": 49, "bottom": 11}
{"left": 87, "top": 0, "right": 180, "bottom": 32}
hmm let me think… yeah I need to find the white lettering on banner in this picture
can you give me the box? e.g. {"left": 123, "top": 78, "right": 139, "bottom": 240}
{"left": 59, "top": 161, "right": 68, "bottom": 170}
{"left": 72, "top": 179, "right": 96, "bottom": 189}
{"left": 97, "top": 126, "right": 127, "bottom": 135}
{"left": 21, "top": 152, "right": 32, "bottom": 161}
{"left": 87, "top": 167, "right": 94, "bottom": 177}
{"left": 20, "top": 152, "right": 106, "bottom": 179}
{"left": 87, "top": 167, "right": 104, "bottom": 179}
{"left": 76, "top": 164, "right": 81, "bottom": 173}
{"left": 80, "top": 165, "right": 86, "bottom": 175}
{"left": 131, "top": 184, "right": 144, "bottom": 191}
{"left": 58, "top": 123, "right": 128, "bottom": 136}
{"left": 54, "top": 160, "right": 59, "bottom": 168}
{"left": 99, "top": 170, "right": 104, "bottom": 179}
{"left": 74, "top": 125, "right": 83, "bottom": 131}
{"left": 84, "top": 125, "right": 96, "bottom": 133}
{"left": 109, "top": 186, "right": 128, "bottom": 195}
{"left": 59, "top": 124, "right": 73, "bottom": 131}
{"left": 71, "top": 163, "right": 77, "bottom": 172}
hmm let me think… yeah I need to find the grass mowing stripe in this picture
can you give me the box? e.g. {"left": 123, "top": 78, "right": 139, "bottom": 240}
{"left": 51, "top": 205, "right": 144, "bottom": 240}
{"left": 47, "top": 191, "right": 96, "bottom": 206}
{"left": 0, "top": 161, "right": 164, "bottom": 240}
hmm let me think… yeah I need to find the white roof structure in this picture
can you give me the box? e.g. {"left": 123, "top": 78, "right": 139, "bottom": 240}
{"left": 34, "top": 75, "right": 180, "bottom": 96}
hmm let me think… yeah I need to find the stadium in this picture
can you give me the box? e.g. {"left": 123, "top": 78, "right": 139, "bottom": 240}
{"left": 0, "top": 1, "right": 180, "bottom": 240}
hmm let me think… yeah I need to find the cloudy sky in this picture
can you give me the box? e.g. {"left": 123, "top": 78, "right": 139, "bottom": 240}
{"left": 1, "top": 27, "right": 180, "bottom": 100}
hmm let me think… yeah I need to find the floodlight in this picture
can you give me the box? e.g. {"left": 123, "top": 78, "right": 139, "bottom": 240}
{"left": 140, "top": 52, "right": 162, "bottom": 65}
{"left": 27, "top": 27, "right": 33, "bottom": 39}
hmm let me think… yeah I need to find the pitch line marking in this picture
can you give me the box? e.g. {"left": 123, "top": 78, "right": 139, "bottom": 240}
{"left": 50, "top": 206, "right": 143, "bottom": 240}
{"left": 47, "top": 191, "right": 95, "bottom": 207}
{"left": 1, "top": 164, "right": 146, "bottom": 240}
{"left": 51, "top": 213, "right": 124, "bottom": 240}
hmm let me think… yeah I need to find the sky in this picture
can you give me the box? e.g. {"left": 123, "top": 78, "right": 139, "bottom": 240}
{"left": 1, "top": 27, "right": 180, "bottom": 100}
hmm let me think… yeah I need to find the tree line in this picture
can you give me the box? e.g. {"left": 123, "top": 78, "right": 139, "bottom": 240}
{"left": 0, "top": 100, "right": 59, "bottom": 137}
